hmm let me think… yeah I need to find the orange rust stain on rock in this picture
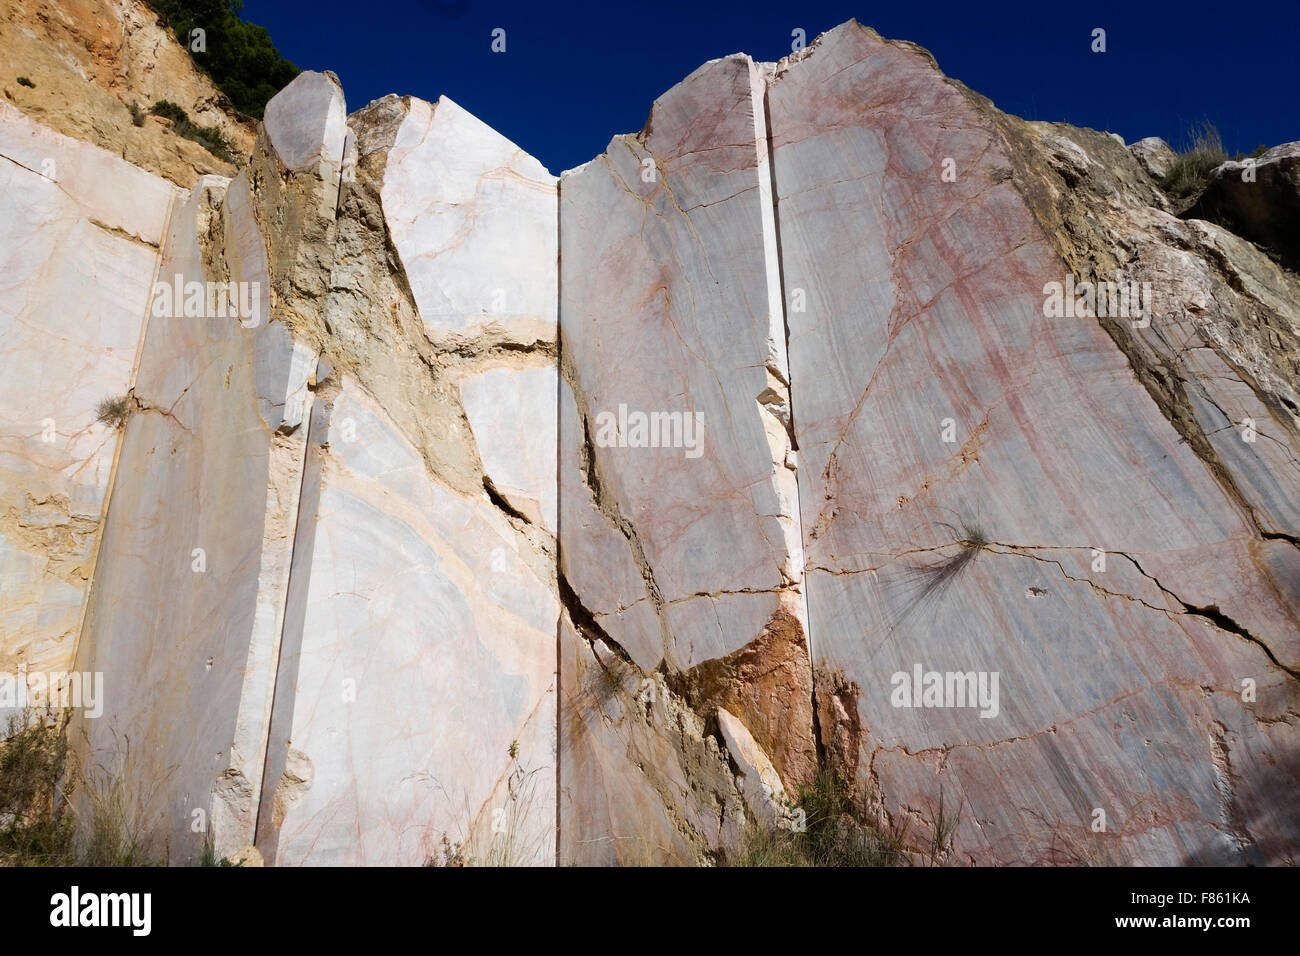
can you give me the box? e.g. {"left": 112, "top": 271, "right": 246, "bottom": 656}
{"left": 677, "top": 605, "right": 818, "bottom": 791}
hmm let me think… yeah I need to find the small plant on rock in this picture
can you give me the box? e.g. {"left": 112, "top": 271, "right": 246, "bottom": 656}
{"left": 95, "top": 395, "right": 131, "bottom": 429}
{"left": 149, "top": 100, "right": 234, "bottom": 163}
{"left": 1160, "top": 121, "right": 1228, "bottom": 197}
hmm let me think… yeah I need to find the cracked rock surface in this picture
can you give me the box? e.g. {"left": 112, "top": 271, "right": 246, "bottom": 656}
{"left": 2, "top": 19, "right": 1297, "bottom": 866}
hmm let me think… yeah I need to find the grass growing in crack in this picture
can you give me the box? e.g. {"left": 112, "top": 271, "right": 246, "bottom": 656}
{"left": 886, "top": 514, "right": 990, "bottom": 637}
{"left": 419, "top": 741, "right": 549, "bottom": 867}
{"left": 197, "top": 837, "right": 239, "bottom": 867}
{"left": 95, "top": 395, "right": 131, "bottom": 429}
{"left": 725, "top": 768, "right": 910, "bottom": 867}
{"left": 906, "top": 519, "right": 989, "bottom": 608}
{"left": 599, "top": 665, "right": 624, "bottom": 697}
{"left": 1160, "top": 121, "right": 1227, "bottom": 197}
{"left": 481, "top": 741, "right": 548, "bottom": 867}
{"left": 920, "top": 787, "right": 962, "bottom": 866}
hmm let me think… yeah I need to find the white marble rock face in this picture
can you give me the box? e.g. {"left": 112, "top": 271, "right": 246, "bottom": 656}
{"left": 767, "top": 21, "right": 1300, "bottom": 864}
{"left": 555, "top": 52, "right": 819, "bottom": 864}
{"left": 0, "top": 102, "right": 174, "bottom": 698}
{"left": 256, "top": 378, "right": 557, "bottom": 866}
{"left": 382, "top": 96, "right": 558, "bottom": 346}
{"left": 459, "top": 364, "right": 558, "bottom": 532}
{"left": 558, "top": 54, "right": 804, "bottom": 674}
{"left": 247, "top": 79, "right": 560, "bottom": 865}
{"left": 263, "top": 70, "right": 348, "bottom": 176}
{"left": 6, "top": 17, "right": 1299, "bottom": 869}
{"left": 71, "top": 173, "right": 315, "bottom": 861}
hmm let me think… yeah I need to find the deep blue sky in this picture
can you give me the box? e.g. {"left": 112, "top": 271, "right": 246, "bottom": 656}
{"left": 242, "top": 0, "right": 1298, "bottom": 175}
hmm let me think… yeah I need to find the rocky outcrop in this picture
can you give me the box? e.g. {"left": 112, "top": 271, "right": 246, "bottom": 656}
{"left": 1187, "top": 143, "right": 1300, "bottom": 272}
{"left": 0, "top": 0, "right": 255, "bottom": 186}
{"left": 1129, "top": 136, "right": 1176, "bottom": 181}
{"left": 3, "top": 20, "right": 1298, "bottom": 866}
{"left": 49, "top": 71, "right": 558, "bottom": 866}
{"left": 556, "top": 54, "right": 818, "bottom": 864}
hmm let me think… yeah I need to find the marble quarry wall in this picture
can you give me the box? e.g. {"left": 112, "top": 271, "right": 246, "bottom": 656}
{"left": 3, "top": 20, "right": 1298, "bottom": 865}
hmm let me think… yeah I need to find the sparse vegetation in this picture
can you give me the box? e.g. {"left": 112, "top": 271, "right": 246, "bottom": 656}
{"left": 146, "top": 0, "right": 300, "bottom": 119}
{"left": 198, "top": 837, "right": 238, "bottom": 867}
{"left": 16, "top": 77, "right": 35, "bottom": 89}
{"left": 78, "top": 766, "right": 156, "bottom": 866}
{"left": 911, "top": 519, "right": 989, "bottom": 606}
{"left": 726, "top": 768, "right": 908, "bottom": 867}
{"left": 481, "top": 746, "right": 548, "bottom": 867}
{"left": 95, "top": 395, "right": 132, "bottom": 429}
{"left": 1160, "top": 121, "right": 1228, "bottom": 197}
{"left": 726, "top": 769, "right": 963, "bottom": 867}
{"left": 1, "top": 711, "right": 169, "bottom": 867}
{"left": 600, "top": 665, "right": 624, "bottom": 695}
{"left": 0, "top": 711, "right": 76, "bottom": 865}
{"left": 1232, "top": 144, "right": 1269, "bottom": 162}
{"left": 149, "top": 99, "right": 188, "bottom": 124}
{"left": 150, "top": 100, "right": 234, "bottom": 162}
{"left": 424, "top": 833, "right": 467, "bottom": 867}
{"left": 420, "top": 743, "right": 549, "bottom": 867}
{"left": 887, "top": 514, "right": 990, "bottom": 635}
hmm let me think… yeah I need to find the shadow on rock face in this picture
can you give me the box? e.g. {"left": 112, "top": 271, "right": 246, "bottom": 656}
{"left": 1186, "top": 145, "right": 1300, "bottom": 274}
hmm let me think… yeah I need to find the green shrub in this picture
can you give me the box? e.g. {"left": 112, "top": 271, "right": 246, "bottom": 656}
{"left": 16, "top": 76, "right": 36, "bottom": 88}
{"left": 2, "top": 712, "right": 172, "bottom": 867}
{"left": 149, "top": 99, "right": 189, "bottom": 123}
{"left": 149, "top": 100, "right": 235, "bottom": 163}
{"left": 0, "top": 712, "right": 76, "bottom": 866}
{"left": 146, "top": 0, "right": 299, "bottom": 119}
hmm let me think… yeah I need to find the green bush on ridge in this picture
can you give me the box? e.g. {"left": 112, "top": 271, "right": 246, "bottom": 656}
{"left": 147, "top": 0, "right": 299, "bottom": 120}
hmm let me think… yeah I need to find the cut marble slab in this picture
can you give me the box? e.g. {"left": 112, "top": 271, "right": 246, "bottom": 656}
{"left": 256, "top": 376, "right": 557, "bottom": 865}
{"left": 0, "top": 103, "right": 173, "bottom": 693}
{"left": 558, "top": 53, "right": 803, "bottom": 674}
{"left": 71, "top": 174, "right": 315, "bottom": 862}
{"left": 767, "top": 20, "right": 1300, "bottom": 864}
{"left": 263, "top": 71, "right": 347, "bottom": 175}
{"left": 459, "top": 364, "right": 557, "bottom": 532}
{"left": 382, "top": 95, "right": 557, "bottom": 346}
